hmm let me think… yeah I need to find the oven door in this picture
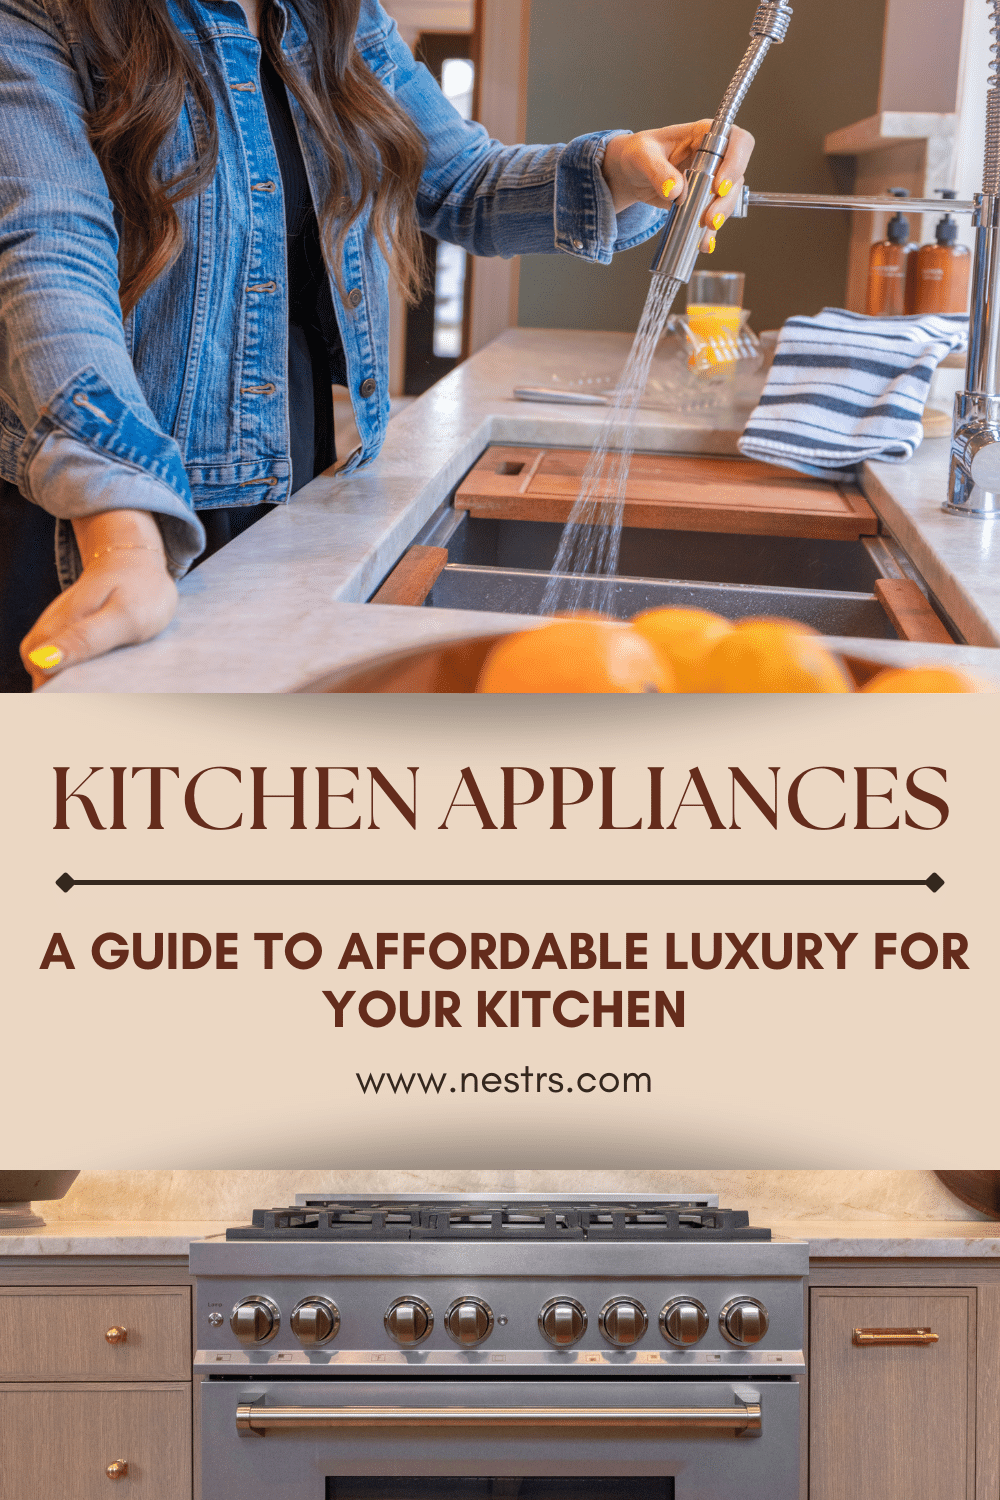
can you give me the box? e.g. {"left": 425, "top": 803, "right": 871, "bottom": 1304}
{"left": 200, "top": 1378, "right": 799, "bottom": 1500}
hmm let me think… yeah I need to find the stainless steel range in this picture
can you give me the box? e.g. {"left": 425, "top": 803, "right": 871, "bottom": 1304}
{"left": 191, "top": 1194, "right": 807, "bottom": 1500}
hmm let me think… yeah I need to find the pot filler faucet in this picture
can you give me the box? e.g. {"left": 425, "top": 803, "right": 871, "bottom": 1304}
{"left": 651, "top": 0, "right": 1000, "bottom": 519}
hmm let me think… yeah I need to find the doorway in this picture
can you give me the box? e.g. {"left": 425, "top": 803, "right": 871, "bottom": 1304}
{"left": 403, "top": 30, "right": 480, "bottom": 394}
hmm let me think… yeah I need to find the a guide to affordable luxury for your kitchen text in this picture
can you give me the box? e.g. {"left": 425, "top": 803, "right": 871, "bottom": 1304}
{"left": 2, "top": 690, "right": 996, "bottom": 1167}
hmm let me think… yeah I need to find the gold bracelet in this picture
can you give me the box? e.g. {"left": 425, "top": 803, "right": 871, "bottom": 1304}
{"left": 90, "top": 544, "right": 163, "bottom": 563}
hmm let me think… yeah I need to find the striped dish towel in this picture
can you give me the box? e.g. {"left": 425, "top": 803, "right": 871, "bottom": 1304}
{"left": 738, "top": 308, "right": 968, "bottom": 481}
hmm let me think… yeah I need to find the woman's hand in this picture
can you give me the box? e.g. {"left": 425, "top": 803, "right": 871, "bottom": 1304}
{"left": 601, "top": 121, "right": 755, "bottom": 253}
{"left": 20, "top": 509, "right": 178, "bottom": 689}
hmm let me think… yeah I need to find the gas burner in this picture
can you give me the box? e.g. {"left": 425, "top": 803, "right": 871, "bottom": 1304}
{"left": 224, "top": 1198, "right": 771, "bottom": 1242}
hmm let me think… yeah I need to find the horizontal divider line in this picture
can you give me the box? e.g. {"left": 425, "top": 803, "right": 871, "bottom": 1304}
{"left": 56, "top": 873, "right": 945, "bottom": 891}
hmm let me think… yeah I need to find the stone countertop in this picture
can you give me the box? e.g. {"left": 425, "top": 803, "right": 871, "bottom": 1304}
{"left": 771, "top": 1220, "right": 1000, "bottom": 1258}
{"left": 1, "top": 1218, "right": 998, "bottom": 1260}
{"left": 863, "top": 444, "right": 1000, "bottom": 650}
{"left": 41, "top": 327, "right": 1000, "bottom": 692}
{"left": 0, "top": 1221, "right": 231, "bottom": 1256}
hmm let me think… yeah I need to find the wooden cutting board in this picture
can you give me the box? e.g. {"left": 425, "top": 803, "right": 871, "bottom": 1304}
{"left": 455, "top": 446, "right": 878, "bottom": 541}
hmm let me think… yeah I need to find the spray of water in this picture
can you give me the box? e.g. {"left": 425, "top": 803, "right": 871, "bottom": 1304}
{"left": 540, "top": 275, "right": 683, "bottom": 616}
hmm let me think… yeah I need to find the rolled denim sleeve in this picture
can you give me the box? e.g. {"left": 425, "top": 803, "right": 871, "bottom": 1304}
{"left": 0, "top": 0, "right": 203, "bottom": 572}
{"left": 372, "top": 2, "right": 666, "bottom": 264}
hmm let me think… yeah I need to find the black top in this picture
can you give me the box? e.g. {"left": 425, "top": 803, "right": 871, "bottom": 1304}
{"left": 258, "top": 52, "right": 347, "bottom": 491}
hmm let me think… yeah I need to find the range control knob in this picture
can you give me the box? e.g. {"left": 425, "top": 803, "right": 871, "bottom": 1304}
{"left": 385, "top": 1297, "right": 433, "bottom": 1346}
{"left": 720, "top": 1297, "right": 769, "bottom": 1346}
{"left": 444, "top": 1297, "right": 494, "bottom": 1347}
{"left": 230, "top": 1296, "right": 280, "bottom": 1346}
{"left": 539, "top": 1298, "right": 587, "bottom": 1347}
{"left": 599, "top": 1298, "right": 648, "bottom": 1347}
{"left": 660, "top": 1298, "right": 710, "bottom": 1347}
{"left": 291, "top": 1296, "right": 340, "bottom": 1346}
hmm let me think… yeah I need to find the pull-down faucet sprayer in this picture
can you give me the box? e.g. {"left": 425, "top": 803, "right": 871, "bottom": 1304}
{"left": 649, "top": 1, "right": 793, "bottom": 288}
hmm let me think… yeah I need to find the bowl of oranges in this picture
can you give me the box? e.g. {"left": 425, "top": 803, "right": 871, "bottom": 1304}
{"left": 302, "top": 610, "right": 991, "bottom": 694}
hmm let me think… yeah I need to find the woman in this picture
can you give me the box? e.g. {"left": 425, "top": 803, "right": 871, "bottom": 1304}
{"left": 0, "top": 0, "right": 753, "bottom": 690}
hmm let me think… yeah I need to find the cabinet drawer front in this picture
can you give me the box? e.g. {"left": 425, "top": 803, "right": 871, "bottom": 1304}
{"left": 0, "top": 1384, "right": 191, "bottom": 1500}
{"left": 810, "top": 1289, "right": 974, "bottom": 1500}
{"left": 0, "top": 1288, "right": 190, "bottom": 1380}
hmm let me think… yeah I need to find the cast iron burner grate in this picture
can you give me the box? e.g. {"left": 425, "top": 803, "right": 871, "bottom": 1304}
{"left": 225, "top": 1200, "right": 771, "bottom": 1242}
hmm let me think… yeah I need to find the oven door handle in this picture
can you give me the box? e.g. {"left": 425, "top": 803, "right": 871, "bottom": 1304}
{"left": 236, "top": 1401, "right": 763, "bottom": 1436}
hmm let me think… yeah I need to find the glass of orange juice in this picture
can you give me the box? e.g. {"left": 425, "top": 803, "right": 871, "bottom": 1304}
{"left": 685, "top": 271, "right": 745, "bottom": 371}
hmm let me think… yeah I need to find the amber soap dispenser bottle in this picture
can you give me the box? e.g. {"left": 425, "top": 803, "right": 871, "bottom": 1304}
{"left": 866, "top": 189, "right": 912, "bottom": 316}
{"left": 907, "top": 190, "right": 972, "bottom": 315}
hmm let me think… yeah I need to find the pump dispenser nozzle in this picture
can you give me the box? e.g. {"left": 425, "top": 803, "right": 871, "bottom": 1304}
{"left": 886, "top": 188, "right": 911, "bottom": 246}
{"left": 935, "top": 189, "right": 960, "bottom": 247}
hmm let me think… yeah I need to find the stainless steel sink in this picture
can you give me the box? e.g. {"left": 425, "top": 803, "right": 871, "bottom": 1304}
{"left": 430, "top": 562, "right": 893, "bottom": 636}
{"left": 435, "top": 514, "right": 887, "bottom": 593}
{"left": 406, "top": 505, "right": 914, "bottom": 641}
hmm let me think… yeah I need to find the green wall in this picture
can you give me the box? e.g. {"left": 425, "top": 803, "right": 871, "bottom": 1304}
{"left": 518, "top": 0, "right": 887, "bottom": 334}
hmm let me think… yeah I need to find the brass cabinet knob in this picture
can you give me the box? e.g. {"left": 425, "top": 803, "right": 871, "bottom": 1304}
{"left": 105, "top": 1326, "right": 128, "bottom": 1345}
{"left": 106, "top": 1460, "right": 129, "bottom": 1480}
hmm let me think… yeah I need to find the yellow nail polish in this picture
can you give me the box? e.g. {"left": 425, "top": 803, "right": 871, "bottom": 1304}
{"left": 708, "top": 236, "right": 717, "bottom": 254}
{"left": 28, "top": 645, "right": 63, "bottom": 670}
{"left": 662, "top": 179, "right": 676, "bottom": 198}
{"left": 712, "top": 211, "right": 726, "bottom": 231}
{"left": 718, "top": 179, "right": 733, "bottom": 198}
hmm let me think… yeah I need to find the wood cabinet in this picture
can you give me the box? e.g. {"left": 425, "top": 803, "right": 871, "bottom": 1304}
{"left": 0, "top": 1384, "right": 191, "bottom": 1500}
{"left": 0, "top": 1287, "right": 191, "bottom": 1381}
{"left": 0, "top": 1269, "right": 193, "bottom": 1500}
{"left": 806, "top": 1264, "right": 1000, "bottom": 1500}
{"left": 809, "top": 1288, "right": 975, "bottom": 1500}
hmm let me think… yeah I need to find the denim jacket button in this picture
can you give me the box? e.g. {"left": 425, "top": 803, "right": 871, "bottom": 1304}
{"left": 572, "top": 238, "right": 584, "bottom": 250}
{"left": 347, "top": 288, "right": 363, "bottom": 309}
{"left": 360, "top": 378, "right": 377, "bottom": 398}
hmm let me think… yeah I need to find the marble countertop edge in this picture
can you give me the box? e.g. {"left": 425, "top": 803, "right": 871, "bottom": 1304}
{"left": 0, "top": 1221, "right": 233, "bottom": 1255}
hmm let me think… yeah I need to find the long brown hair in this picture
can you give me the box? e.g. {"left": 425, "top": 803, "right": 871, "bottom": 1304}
{"left": 75, "top": 0, "right": 427, "bottom": 317}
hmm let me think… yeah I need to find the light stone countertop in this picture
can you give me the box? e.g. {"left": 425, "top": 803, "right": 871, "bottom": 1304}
{"left": 1, "top": 1218, "right": 999, "bottom": 1260}
{"left": 770, "top": 1220, "right": 1000, "bottom": 1258}
{"left": 863, "top": 444, "right": 1000, "bottom": 650}
{"left": 41, "top": 327, "right": 1000, "bottom": 693}
{"left": 0, "top": 1220, "right": 231, "bottom": 1256}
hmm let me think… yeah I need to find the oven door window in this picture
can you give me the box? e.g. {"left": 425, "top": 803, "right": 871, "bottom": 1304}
{"left": 328, "top": 1482, "right": 674, "bottom": 1500}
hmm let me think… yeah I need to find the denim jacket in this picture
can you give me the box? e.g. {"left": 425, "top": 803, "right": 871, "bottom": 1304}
{"left": 0, "top": 0, "right": 665, "bottom": 578}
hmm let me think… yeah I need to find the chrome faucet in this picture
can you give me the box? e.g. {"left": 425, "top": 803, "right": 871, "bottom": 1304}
{"left": 651, "top": 0, "right": 999, "bottom": 520}
{"left": 946, "top": 0, "right": 1000, "bottom": 516}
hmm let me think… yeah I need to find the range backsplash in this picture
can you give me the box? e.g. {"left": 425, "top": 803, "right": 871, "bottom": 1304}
{"left": 38, "top": 1170, "right": 983, "bottom": 1222}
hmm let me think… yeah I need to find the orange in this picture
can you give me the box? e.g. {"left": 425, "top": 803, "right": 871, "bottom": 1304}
{"left": 476, "top": 619, "right": 674, "bottom": 694}
{"left": 860, "top": 666, "right": 986, "bottom": 694}
{"left": 631, "top": 606, "right": 734, "bottom": 691}
{"left": 699, "top": 617, "right": 850, "bottom": 693}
